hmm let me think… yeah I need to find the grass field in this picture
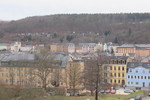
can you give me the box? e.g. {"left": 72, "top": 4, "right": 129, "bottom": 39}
{"left": 42, "top": 91, "right": 143, "bottom": 100}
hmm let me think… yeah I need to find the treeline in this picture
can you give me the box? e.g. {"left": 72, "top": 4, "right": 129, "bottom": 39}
{"left": 0, "top": 13, "right": 150, "bottom": 43}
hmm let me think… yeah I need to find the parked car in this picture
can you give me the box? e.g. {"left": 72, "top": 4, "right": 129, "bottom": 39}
{"left": 135, "top": 96, "right": 142, "bottom": 100}
{"left": 110, "top": 89, "right": 116, "bottom": 94}
{"left": 124, "top": 90, "right": 133, "bottom": 93}
{"left": 100, "top": 90, "right": 105, "bottom": 94}
{"left": 105, "top": 90, "right": 111, "bottom": 94}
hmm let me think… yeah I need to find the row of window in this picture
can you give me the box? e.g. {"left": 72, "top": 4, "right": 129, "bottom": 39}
{"left": 111, "top": 73, "right": 125, "bottom": 77}
{"left": 110, "top": 66, "right": 125, "bottom": 71}
{"left": 127, "top": 81, "right": 150, "bottom": 86}
{"left": 129, "top": 69, "right": 150, "bottom": 73}
{"left": 110, "top": 79, "right": 125, "bottom": 84}
{"left": 128, "top": 75, "right": 150, "bottom": 79}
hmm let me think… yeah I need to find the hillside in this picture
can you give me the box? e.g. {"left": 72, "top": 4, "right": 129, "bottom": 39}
{"left": 0, "top": 13, "right": 150, "bottom": 44}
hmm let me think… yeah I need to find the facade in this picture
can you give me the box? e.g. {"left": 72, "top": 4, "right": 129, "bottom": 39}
{"left": 10, "top": 41, "right": 21, "bottom": 52}
{"left": 50, "top": 43, "right": 75, "bottom": 53}
{"left": 0, "top": 52, "right": 85, "bottom": 89}
{"left": 117, "top": 44, "right": 150, "bottom": 57}
{"left": 126, "top": 62, "right": 150, "bottom": 88}
{"left": 78, "top": 43, "right": 97, "bottom": 53}
{"left": 107, "top": 56, "right": 128, "bottom": 86}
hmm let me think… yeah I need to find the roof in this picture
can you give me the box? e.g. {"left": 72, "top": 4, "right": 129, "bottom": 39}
{"left": 109, "top": 56, "right": 128, "bottom": 60}
{"left": 127, "top": 62, "right": 150, "bottom": 69}
{"left": 78, "top": 43, "right": 96, "bottom": 46}
{"left": 118, "top": 44, "right": 150, "bottom": 48}
{"left": 1, "top": 52, "right": 35, "bottom": 61}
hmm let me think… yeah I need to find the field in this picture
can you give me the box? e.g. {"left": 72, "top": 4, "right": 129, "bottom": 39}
{"left": 42, "top": 91, "right": 143, "bottom": 100}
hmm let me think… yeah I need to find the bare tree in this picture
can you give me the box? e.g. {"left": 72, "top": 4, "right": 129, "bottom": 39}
{"left": 34, "top": 49, "right": 59, "bottom": 89}
{"left": 65, "top": 60, "right": 84, "bottom": 95}
{"left": 84, "top": 55, "right": 110, "bottom": 100}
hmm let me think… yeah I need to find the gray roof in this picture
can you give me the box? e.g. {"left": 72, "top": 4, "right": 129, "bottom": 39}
{"left": 109, "top": 56, "right": 128, "bottom": 60}
{"left": 78, "top": 43, "right": 96, "bottom": 46}
{"left": 1, "top": 52, "right": 35, "bottom": 61}
{"left": 119, "top": 44, "right": 150, "bottom": 48}
{"left": 54, "top": 53, "right": 69, "bottom": 67}
{"left": 127, "top": 62, "right": 150, "bottom": 69}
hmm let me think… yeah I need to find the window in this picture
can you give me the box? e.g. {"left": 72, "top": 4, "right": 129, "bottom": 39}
{"left": 118, "top": 73, "right": 120, "bottom": 77}
{"left": 118, "top": 67, "right": 120, "bottom": 70}
{"left": 145, "top": 76, "right": 147, "bottom": 79}
{"left": 128, "top": 75, "right": 130, "bottom": 78}
{"left": 110, "top": 67, "right": 112, "bottom": 70}
{"left": 131, "top": 76, "right": 133, "bottom": 79}
{"left": 142, "top": 70, "right": 145, "bottom": 73}
{"left": 149, "top": 70, "right": 150, "bottom": 73}
{"left": 128, "top": 82, "right": 130, "bottom": 85}
{"left": 114, "top": 67, "right": 116, "bottom": 70}
{"left": 138, "top": 76, "right": 140, "bottom": 79}
{"left": 136, "top": 82, "right": 139, "bottom": 85}
{"left": 122, "top": 73, "right": 124, "bottom": 77}
{"left": 131, "top": 82, "right": 133, "bottom": 84}
{"left": 135, "top": 76, "right": 136, "bottom": 79}
{"left": 118, "top": 80, "right": 120, "bottom": 83}
{"left": 111, "top": 73, "right": 113, "bottom": 77}
{"left": 136, "top": 70, "right": 138, "bottom": 73}
{"left": 114, "top": 73, "right": 116, "bottom": 77}
{"left": 141, "top": 76, "right": 143, "bottom": 79}
{"left": 148, "top": 76, "right": 150, "bottom": 79}
{"left": 130, "top": 69, "right": 132, "bottom": 72}
{"left": 122, "top": 67, "right": 124, "bottom": 71}
{"left": 114, "top": 80, "right": 116, "bottom": 83}
{"left": 110, "top": 79, "right": 112, "bottom": 83}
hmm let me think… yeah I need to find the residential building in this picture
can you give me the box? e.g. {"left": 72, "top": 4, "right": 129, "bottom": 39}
{"left": 126, "top": 62, "right": 150, "bottom": 88}
{"left": 10, "top": 42, "right": 21, "bottom": 52}
{"left": 78, "top": 43, "right": 97, "bottom": 53}
{"left": 117, "top": 44, "right": 150, "bottom": 57}
{"left": 106, "top": 56, "right": 128, "bottom": 86}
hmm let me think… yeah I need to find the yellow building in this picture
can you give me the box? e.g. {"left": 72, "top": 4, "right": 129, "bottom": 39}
{"left": 0, "top": 58, "right": 85, "bottom": 89}
{"left": 107, "top": 56, "right": 128, "bottom": 86}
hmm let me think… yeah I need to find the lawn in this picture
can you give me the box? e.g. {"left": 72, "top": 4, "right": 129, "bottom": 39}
{"left": 42, "top": 91, "right": 143, "bottom": 100}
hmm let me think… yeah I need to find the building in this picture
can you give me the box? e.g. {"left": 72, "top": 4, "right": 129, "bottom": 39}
{"left": 77, "top": 43, "right": 97, "bottom": 53}
{"left": 0, "top": 52, "right": 85, "bottom": 89}
{"left": 126, "top": 62, "right": 150, "bottom": 88}
{"left": 50, "top": 43, "right": 64, "bottom": 52}
{"left": 106, "top": 56, "right": 128, "bottom": 86}
{"left": 117, "top": 44, "right": 150, "bottom": 57}
{"left": 10, "top": 42, "right": 21, "bottom": 52}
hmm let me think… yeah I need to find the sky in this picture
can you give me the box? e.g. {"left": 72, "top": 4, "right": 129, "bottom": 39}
{"left": 0, "top": 0, "right": 150, "bottom": 20}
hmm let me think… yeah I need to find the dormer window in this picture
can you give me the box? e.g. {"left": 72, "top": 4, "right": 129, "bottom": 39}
{"left": 136, "top": 70, "right": 138, "bottom": 73}
{"left": 130, "top": 69, "right": 132, "bottom": 72}
{"left": 142, "top": 70, "right": 145, "bottom": 73}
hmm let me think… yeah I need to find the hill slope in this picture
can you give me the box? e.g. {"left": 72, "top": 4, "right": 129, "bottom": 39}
{"left": 0, "top": 13, "right": 150, "bottom": 43}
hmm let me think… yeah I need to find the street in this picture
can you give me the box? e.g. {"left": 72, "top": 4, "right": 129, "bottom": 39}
{"left": 142, "top": 96, "right": 150, "bottom": 100}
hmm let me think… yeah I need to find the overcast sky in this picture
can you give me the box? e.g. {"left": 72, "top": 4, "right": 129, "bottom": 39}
{"left": 0, "top": 0, "right": 150, "bottom": 20}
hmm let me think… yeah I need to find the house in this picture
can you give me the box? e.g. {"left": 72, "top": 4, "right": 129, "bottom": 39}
{"left": 77, "top": 43, "right": 97, "bottom": 53}
{"left": 104, "top": 56, "right": 128, "bottom": 86}
{"left": 10, "top": 42, "right": 21, "bottom": 52}
{"left": 126, "top": 62, "right": 150, "bottom": 88}
{"left": 117, "top": 44, "right": 150, "bottom": 57}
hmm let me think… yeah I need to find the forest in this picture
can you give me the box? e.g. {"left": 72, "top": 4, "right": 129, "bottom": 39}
{"left": 0, "top": 13, "right": 150, "bottom": 43}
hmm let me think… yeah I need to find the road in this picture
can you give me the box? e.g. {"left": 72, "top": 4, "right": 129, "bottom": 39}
{"left": 142, "top": 96, "right": 150, "bottom": 100}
